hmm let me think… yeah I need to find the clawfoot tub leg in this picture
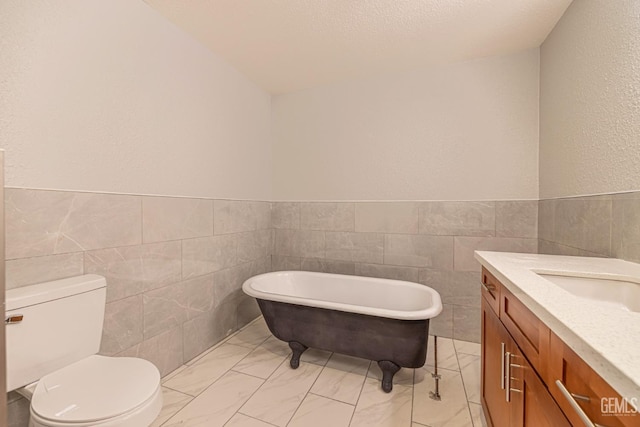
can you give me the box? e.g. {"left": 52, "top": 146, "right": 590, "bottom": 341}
{"left": 288, "top": 341, "right": 308, "bottom": 369}
{"left": 378, "top": 360, "right": 401, "bottom": 393}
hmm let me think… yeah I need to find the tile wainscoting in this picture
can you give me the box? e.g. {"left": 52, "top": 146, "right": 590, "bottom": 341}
{"left": 538, "top": 192, "right": 640, "bottom": 263}
{"left": 5, "top": 191, "right": 539, "bottom": 426}
{"left": 5, "top": 188, "right": 271, "bottom": 427}
{"left": 271, "top": 200, "right": 539, "bottom": 343}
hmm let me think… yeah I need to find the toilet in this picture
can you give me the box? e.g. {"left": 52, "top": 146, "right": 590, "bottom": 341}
{"left": 5, "top": 275, "right": 162, "bottom": 427}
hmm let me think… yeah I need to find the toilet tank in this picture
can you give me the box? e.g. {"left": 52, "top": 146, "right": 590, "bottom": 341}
{"left": 5, "top": 275, "right": 107, "bottom": 391}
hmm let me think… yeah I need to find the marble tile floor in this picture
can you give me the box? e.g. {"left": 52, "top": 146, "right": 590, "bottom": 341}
{"left": 153, "top": 317, "right": 486, "bottom": 427}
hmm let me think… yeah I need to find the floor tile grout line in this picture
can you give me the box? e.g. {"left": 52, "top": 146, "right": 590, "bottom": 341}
{"left": 283, "top": 352, "right": 334, "bottom": 426}
{"left": 221, "top": 371, "right": 276, "bottom": 427}
{"left": 307, "top": 391, "right": 358, "bottom": 407}
{"left": 237, "top": 357, "right": 290, "bottom": 420}
{"left": 454, "top": 346, "right": 478, "bottom": 426}
{"left": 410, "top": 367, "right": 417, "bottom": 424}
{"left": 347, "top": 361, "right": 372, "bottom": 426}
{"left": 224, "top": 412, "right": 280, "bottom": 427}
{"left": 183, "top": 316, "right": 264, "bottom": 366}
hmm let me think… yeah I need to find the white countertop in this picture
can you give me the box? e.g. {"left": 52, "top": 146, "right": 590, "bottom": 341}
{"left": 474, "top": 251, "right": 640, "bottom": 405}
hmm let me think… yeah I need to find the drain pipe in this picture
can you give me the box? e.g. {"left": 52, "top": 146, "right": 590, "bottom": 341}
{"left": 429, "top": 335, "right": 442, "bottom": 401}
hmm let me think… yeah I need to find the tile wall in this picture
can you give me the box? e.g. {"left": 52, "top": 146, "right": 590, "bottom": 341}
{"left": 5, "top": 192, "right": 539, "bottom": 426}
{"left": 5, "top": 188, "right": 271, "bottom": 427}
{"left": 271, "top": 201, "right": 539, "bottom": 343}
{"left": 538, "top": 192, "right": 640, "bottom": 263}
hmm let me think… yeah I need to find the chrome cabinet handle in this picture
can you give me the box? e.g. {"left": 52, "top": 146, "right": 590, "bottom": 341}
{"left": 481, "top": 282, "right": 496, "bottom": 293}
{"left": 505, "top": 352, "right": 522, "bottom": 402}
{"left": 500, "top": 342, "right": 506, "bottom": 390}
{"left": 555, "top": 380, "right": 607, "bottom": 427}
{"left": 505, "top": 352, "right": 511, "bottom": 402}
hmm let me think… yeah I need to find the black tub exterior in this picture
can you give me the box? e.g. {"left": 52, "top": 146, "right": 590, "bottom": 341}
{"left": 257, "top": 299, "right": 430, "bottom": 392}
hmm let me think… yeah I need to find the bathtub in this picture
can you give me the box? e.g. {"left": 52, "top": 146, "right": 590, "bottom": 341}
{"left": 242, "top": 271, "right": 442, "bottom": 392}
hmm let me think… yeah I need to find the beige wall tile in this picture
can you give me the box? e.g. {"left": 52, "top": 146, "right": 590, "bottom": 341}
{"left": 7, "top": 394, "right": 30, "bottom": 427}
{"left": 355, "top": 263, "right": 419, "bottom": 282}
{"left": 273, "top": 229, "right": 300, "bottom": 257}
{"left": 538, "top": 199, "right": 556, "bottom": 242}
{"left": 454, "top": 236, "right": 538, "bottom": 272}
{"left": 6, "top": 189, "right": 141, "bottom": 259}
{"left": 143, "top": 283, "right": 189, "bottom": 339}
{"left": 300, "top": 258, "right": 356, "bottom": 275}
{"left": 430, "top": 303, "right": 453, "bottom": 338}
{"left": 237, "top": 230, "right": 272, "bottom": 263}
{"left": 118, "top": 327, "right": 184, "bottom": 377}
{"left": 182, "top": 309, "right": 223, "bottom": 362}
{"left": 419, "top": 201, "right": 495, "bottom": 236}
{"left": 272, "top": 202, "right": 300, "bottom": 229}
{"left": 537, "top": 240, "right": 601, "bottom": 257}
{"left": 6, "top": 252, "right": 84, "bottom": 290}
{"left": 325, "top": 232, "right": 383, "bottom": 264}
{"left": 355, "top": 202, "right": 419, "bottom": 234}
{"left": 453, "top": 305, "right": 481, "bottom": 343}
{"left": 300, "top": 202, "right": 354, "bottom": 231}
{"left": 495, "top": 200, "right": 538, "bottom": 238}
{"left": 142, "top": 196, "right": 213, "bottom": 243}
{"left": 214, "top": 200, "right": 271, "bottom": 234}
{"left": 299, "top": 230, "right": 325, "bottom": 258}
{"left": 384, "top": 234, "right": 454, "bottom": 269}
{"left": 183, "top": 274, "right": 216, "bottom": 320}
{"left": 611, "top": 192, "right": 640, "bottom": 263}
{"left": 553, "top": 196, "right": 612, "bottom": 256}
{"left": 100, "top": 294, "right": 143, "bottom": 356}
{"left": 271, "top": 255, "right": 301, "bottom": 271}
{"left": 182, "top": 235, "right": 237, "bottom": 279}
{"left": 273, "top": 229, "right": 324, "bottom": 258}
{"left": 419, "top": 269, "right": 480, "bottom": 307}
{"left": 85, "top": 241, "right": 182, "bottom": 303}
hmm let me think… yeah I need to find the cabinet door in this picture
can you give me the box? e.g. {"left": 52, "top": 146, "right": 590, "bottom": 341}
{"left": 549, "top": 333, "right": 638, "bottom": 427}
{"left": 508, "top": 345, "right": 571, "bottom": 427}
{"left": 481, "top": 298, "right": 511, "bottom": 427}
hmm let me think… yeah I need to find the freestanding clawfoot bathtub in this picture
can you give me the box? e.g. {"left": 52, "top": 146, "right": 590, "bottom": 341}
{"left": 242, "top": 271, "right": 443, "bottom": 392}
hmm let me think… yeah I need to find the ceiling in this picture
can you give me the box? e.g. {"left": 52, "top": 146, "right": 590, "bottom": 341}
{"left": 144, "top": 0, "right": 573, "bottom": 94}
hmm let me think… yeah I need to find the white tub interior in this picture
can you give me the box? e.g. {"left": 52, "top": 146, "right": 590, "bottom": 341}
{"left": 243, "top": 271, "right": 443, "bottom": 320}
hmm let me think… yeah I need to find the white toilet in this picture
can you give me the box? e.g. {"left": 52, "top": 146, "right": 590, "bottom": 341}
{"left": 6, "top": 275, "right": 162, "bottom": 427}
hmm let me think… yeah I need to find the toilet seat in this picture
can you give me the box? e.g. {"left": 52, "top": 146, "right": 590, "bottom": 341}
{"left": 29, "top": 355, "right": 162, "bottom": 427}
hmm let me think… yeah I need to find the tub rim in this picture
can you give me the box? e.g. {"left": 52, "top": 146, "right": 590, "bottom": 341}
{"left": 242, "top": 270, "right": 443, "bottom": 321}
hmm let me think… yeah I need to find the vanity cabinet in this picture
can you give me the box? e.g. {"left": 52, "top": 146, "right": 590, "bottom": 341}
{"left": 481, "top": 297, "right": 570, "bottom": 427}
{"left": 480, "top": 267, "right": 638, "bottom": 427}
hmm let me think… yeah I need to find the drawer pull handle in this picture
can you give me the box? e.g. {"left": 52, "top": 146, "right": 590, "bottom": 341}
{"left": 555, "top": 380, "right": 607, "bottom": 427}
{"left": 500, "top": 342, "right": 506, "bottom": 390}
{"left": 481, "top": 282, "right": 496, "bottom": 293}
{"left": 505, "top": 352, "right": 522, "bottom": 401}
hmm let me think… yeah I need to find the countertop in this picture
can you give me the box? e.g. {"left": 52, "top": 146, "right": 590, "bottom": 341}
{"left": 474, "top": 251, "right": 640, "bottom": 405}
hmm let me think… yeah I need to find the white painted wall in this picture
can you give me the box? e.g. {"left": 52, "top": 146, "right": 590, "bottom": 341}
{"left": 272, "top": 49, "right": 540, "bottom": 201}
{"left": 0, "top": 0, "right": 272, "bottom": 200}
{"left": 540, "top": 0, "right": 640, "bottom": 199}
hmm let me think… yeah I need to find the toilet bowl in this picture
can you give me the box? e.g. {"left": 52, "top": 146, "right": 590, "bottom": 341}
{"left": 23, "top": 356, "right": 162, "bottom": 427}
{"left": 6, "top": 275, "right": 163, "bottom": 427}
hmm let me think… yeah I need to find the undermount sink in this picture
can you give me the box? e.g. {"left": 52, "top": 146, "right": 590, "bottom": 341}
{"left": 537, "top": 273, "right": 640, "bottom": 313}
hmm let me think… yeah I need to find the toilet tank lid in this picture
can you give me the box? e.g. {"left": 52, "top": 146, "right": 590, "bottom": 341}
{"left": 6, "top": 275, "right": 106, "bottom": 311}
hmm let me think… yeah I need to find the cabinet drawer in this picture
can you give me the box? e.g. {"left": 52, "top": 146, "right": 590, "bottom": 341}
{"left": 549, "top": 333, "right": 639, "bottom": 427}
{"left": 499, "top": 285, "right": 550, "bottom": 381}
{"left": 481, "top": 267, "right": 501, "bottom": 314}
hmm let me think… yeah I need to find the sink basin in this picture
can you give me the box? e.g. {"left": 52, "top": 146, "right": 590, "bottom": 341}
{"left": 537, "top": 273, "right": 640, "bottom": 313}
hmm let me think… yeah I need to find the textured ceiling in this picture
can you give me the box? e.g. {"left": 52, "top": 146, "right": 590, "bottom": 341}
{"left": 144, "top": 0, "right": 573, "bottom": 94}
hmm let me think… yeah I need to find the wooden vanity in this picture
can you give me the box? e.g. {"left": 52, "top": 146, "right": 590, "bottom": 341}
{"left": 480, "top": 267, "right": 638, "bottom": 427}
